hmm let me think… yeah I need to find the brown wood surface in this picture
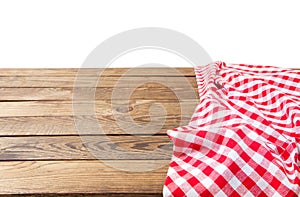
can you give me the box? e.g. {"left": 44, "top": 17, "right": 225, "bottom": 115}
{"left": 0, "top": 68, "right": 195, "bottom": 77}
{"left": 0, "top": 76, "right": 197, "bottom": 88}
{"left": 0, "top": 100, "right": 197, "bottom": 135}
{"left": 0, "top": 68, "right": 196, "bottom": 196}
{"left": 0, "top": 136, "right": 172, "bottom": 160}
{"left": 0, "top": 116, "right": 185, "bottom": 136}
{"left": 0, "top": 160, "right": 168, "bottom": 194}
{"left": 0, "top": 87, "right": 198, "bottom": 101}
{"left": 0, "top": 100, "right": 197, "bottom": 117}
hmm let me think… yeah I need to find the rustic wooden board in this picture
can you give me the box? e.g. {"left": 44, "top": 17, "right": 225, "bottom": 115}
{"left": 0, "top": 76, "right": 197, "bottom": 88}
{"left": 0, "top": 100, "right": 197, "bottom": 117}
{"left": 0, "top": 160, "right": 168, "bottom": 194}
{"left": 6, "top": 194, "right": 162, "bottom": 197}
{"left": 0, "top": 87, "right": 198, "bottom": 101}
{"left": 0, "top": 100, "right": 197, "bottom": 136}
{"left": 0, "top": 68, "right": 196, "bottom": 195}
{"left": 0, "top": 116, "right": 184, "bottom": 136}
{"left": 0, "top": 68, "right": 195, "bottom": 77}
{"left": 0, "top": 136, "right": 172, "bottom": 160}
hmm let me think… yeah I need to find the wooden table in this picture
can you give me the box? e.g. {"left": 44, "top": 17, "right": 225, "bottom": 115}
{"left": 0, "top": 68, "right": 198, "bottom": 196}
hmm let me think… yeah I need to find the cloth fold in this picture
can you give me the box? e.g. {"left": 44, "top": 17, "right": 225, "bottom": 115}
{"left": 163, "top": 62, "right": 300, "bottom": 197}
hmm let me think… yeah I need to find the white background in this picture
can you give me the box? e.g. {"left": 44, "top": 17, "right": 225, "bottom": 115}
{"left": 0, "top": 0, "right": 299, "bottom": 68}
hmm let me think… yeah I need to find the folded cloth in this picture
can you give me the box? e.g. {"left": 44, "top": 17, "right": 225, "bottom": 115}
{"left": 163, "top": 62, "right": 300, "bottom": 197}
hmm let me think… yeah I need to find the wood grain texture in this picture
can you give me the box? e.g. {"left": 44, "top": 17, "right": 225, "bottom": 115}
{"left": 0, "top": 100, "right": 197, "bottom": 135}
{"left": 0, "top": 116, "right": 183, "bottom": 135}
{"left": 0, "top": 68, "right": 195, "bottom": 195}
{"left": 6, "top": 194, "right": 162, "bottom": 197}
{"left": 0, "top": 76, "right": 197, "bottom": 88}
{"left": 0, "top": 100, "right": 197, "bottom": 117}
{"left": 0, "top": 136, "right": 172, "bottom": 160}
{"left": 0, "top": 87, "right": 199, "bottom": 101}
{"left": 0, "top": 68, "right": 195, "bottom": 77}
{"left": 0, "top": 160, "right": 168, "bottom": 194}
{"left": 5, "top": 194, "right": 162, "bottom": 197}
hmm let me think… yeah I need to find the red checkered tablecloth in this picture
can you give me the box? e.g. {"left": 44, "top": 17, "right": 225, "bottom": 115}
{"left": 163, "top": 62, "right": 300, "bottom": 196}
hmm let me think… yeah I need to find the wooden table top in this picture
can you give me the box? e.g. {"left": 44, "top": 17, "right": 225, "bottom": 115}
{"left": 0, "top": 68, "right": 198, "bottom": 196}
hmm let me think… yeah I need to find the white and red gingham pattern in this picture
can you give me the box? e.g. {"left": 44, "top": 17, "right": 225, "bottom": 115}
{"left": 163, "top": 62, "right": 300, "bottom": 197}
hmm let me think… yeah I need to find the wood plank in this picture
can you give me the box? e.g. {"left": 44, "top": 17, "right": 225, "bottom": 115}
{"left": 0, "top": 68, "right": 195, "bottom": 77}
{"left": 0, "top": 87, "right": 198, "bottom": 101}
{"left": 0, "top": 116, "right": 185, "bottom": 136}
{"left": 0, "top": 136, "right": 172, "bottom": 160}
{"left": 0, "top": 76, "right": 197, "bottom": 87}
{"left": 5, "top": 194, "right": 162, "bottom": 197}
{"left": 0, "top": 100, "right": 197, "bottom": 135}
{"left": 0, "top": 100, "right": 197, "bottom": 118}
{"left": 0, "top": 160, "right": 168, "bottom": 194}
